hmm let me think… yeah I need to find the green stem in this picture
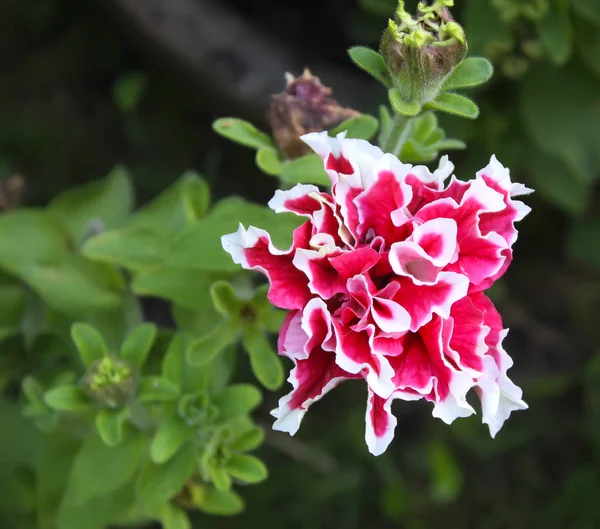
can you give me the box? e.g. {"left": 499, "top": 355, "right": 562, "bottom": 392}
{"left": 383, "top": 113, "right": 414, "bottom": 158}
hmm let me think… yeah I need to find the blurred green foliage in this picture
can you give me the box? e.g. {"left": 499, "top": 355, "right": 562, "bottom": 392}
{"left": 0, "top": 0, "right": 599, "bottom": 528}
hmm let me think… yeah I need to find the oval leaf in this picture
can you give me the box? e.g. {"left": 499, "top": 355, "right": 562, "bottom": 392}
{"left": 256, "top": 147, "right": 284, "bottom": 176}
{"left": 210, "top": 281, "right": 243, "bottom": 318}
{"left": 198, "top": 488, "right": 244, "bottom": 516}
{"left": 95, "top": 408, "right": 126, "bottom": 447}
{"left": 389, "top": 89, "right": 422, "bottom": 117}
{"left": 442, "top": 57, "right": 494, "bottom": 92}
{"left": 225, "top": 454, "right": 268, "bottom": 484}
{"left": 44, "top": 386, "right": 93, "bottom": 412}
{"left": 213, "top": 118, "right": 273, "bottom": 150}
{"left": 209, "top": 465, "right": 232, "bottom": 491}
{"left": 120, "top": 323, "right": 157, "bottom": 369}
{"left": 150, "top": 415, "right": 194, "bottom": 464}
{"left": 187, "top": 319, "right": 240, "bottom": 367}
{"left": 348, "top": 46, "right": 392, "bottom": 87}
{"left": 280, "top": 154, "right": 330, "bottom": 187}
{"left": 329, "top": 114, "right": 379, "bottom": 140}
{"left": 426, "top": 93, "right": 479, "bottom": 119}
{"left": 212, "top": 384, "right": 262, "bottom": 424}
{"left": 229, "top": 426, "right": 265, "bottom": 452}
{"left": 242, "top": 326, "right": 283, "bottom": 390}
{"left": 137, "top": 377, "right": 180, "bottom": 402}
{"left": 71, "top": 323, "right": 107, "bottom": 368}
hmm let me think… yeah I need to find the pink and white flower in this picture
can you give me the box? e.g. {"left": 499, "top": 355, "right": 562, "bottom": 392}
{"left": 221, "top": 132, "right": 532, "bottom": 455}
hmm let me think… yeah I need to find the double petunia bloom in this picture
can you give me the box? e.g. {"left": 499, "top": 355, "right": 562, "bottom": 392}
{"left": 222, "top": 133, "right": 532, "bottom": 455}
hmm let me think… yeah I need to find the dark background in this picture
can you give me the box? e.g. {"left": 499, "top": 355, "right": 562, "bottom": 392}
{"left": 1, "top": 0, "right": 600, "bottom": 528}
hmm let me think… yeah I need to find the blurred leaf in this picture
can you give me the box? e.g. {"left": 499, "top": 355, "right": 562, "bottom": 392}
{"left": 95, "top": 408, "right": 126, "bottom": 447}
{"left": 213, "top": 118, "right": 274, "bottom": 150}
{"left": 71, "top": 322, "right": 107, "bottom": 368}
{"left": 0, "top": 275, "right": 26, "bottom": 343}
{"left": 520, "top": 63, "right": 600, "bottom": 181}
{"left": 329, "top": 114, "right": 379, "bottom": 140}
{"left": 463, "top": 0, "right": 513, "bottom": 58}
{"left": 426, "top": 93, "right": 480, "bottom": 119}
{"left": 539, "top": 0, "right": 573, "bottom": 66}
{"left": 187, "top": 319, "right": 241, "bottom": 367}
{"left": 568, "top": 218, "right": 600, "bottom": 267}
{"left": 120, "top": 322, "right": 157, "bottom": 368}
{"left": 210, "top": 281, "right": 243, "bottom": 318}
{"left": 44, "top": 386, "right": 93, "bottom": 411}
{"left": 20, "top": 256, "right": 122, "bottom": 315}
{"left": 159, "top": 503, "right": 191, "bottom": 529}
{"left": 82, "top": 227, "right": 167, "bottom": 272}
{"left": 167, "top": 197, "right": 303, "bottom": 273}
{"left": 442, "top": 57, "right": 494, "bottom": 91}
{"left": 137, "top": 376, "right": 180, "bottom": 402}
{"left": 48, "top": 166, "right": 133, "bottom": 241}
{"left": 198, "top": 488, "right": 244, "bottom": 516}
{"left": 150, "top": 415, "right": 194, "bottom": 464}
{"left": 133, "top": 268, "right": 218, "bottom": 310}
{"left": 213, "top": 384, "right": 262, "bottom": 423}
{"left": 209, "top": 465, "right": 232, "bottom": 491}
{"left": 0, "top": 210, "right": 70, "bottom": 274}
{"left": 280, "top": 154, "right": 330, "bottom": 187}
{"left": 256, "top": 147, "right": 284, "bottom": 176}
{"left": 527, "top": 148, "right": 590, "bottom": 214}
{"left": 135, "top": 443, "right": 196, "bottom": 509}
{"left": 128, "top": 172, "right": 210, "bottom": 235}
{"left": 428, "top": 441, "right": 463, "bottom": 503}
{"left": 573, "top": 0, "right": 600, "bottom": 24}
{"left": 575, "top": 15, "right": 600, "bottom": 78}
{"left": 348, "top": 46, "right": 392, "bottom": 87}
{"left": 113, "top": 72, "right": 147, "bottom": 113}
{"left": 225, "top": 454, "right": 268, "bottom": 484}
{"left": 242, "top": 325, "right": 284, "bottom": 390}
{"left": 229, "top": 426, "right": 265, "bottom": 452}
{"left": 65, "top": 431, "right": 145, "bottom": 506}
{"left": 389, "top": 89, "right": 422, "bottom": 117}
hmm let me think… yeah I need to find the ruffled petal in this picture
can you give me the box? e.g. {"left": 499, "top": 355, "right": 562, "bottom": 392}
{"left": 365, "top": 388, "right": 397, "bottom": 456}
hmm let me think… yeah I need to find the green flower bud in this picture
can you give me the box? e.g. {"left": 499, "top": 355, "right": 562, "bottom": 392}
{"left": 380, "top": 0, "right": 468, "bottom": 106}
{"left": 83, "top": 355, "right": 135, "bottom": 408}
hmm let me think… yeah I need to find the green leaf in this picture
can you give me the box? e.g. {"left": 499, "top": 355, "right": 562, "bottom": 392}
{"left": 113, "top": 72, "right": 147, "bottom": 113}
{"left": 198, "top": 488, "right": 244, "bottom": 516}
{"left": 348, "top": 46, "right": 392, "bottom": 88}
{"left": 329, "top": 114, "right": 379, "bottom": 140}
{"left": 441, "top": 57, "right": 494, "bottom": 91}
{"left": 411, "top": 111, "right": 438, "bottom": 143}
{"left": 71, "top": 323, "right": 107, "bottom": 368}
{"left": 150, "top": 415, "right": 194, "bottom": 464}
{"left": 48, "top": 166, "right": 133, "bottom": 241}
{"left": 95, "top": 408, "right": 126, "bottom": 447}
{"left": 159, "top": 503, "right": 191, "bottom": 529}
{"left": 520, "top": 63, "right": 600, "bottom": 182}
{"left": 568, "top": 219, "right": 600, "bottom": 267}
{"left": 210, "top": 281, "right": 243, "bottom": 318}
{"left": 44, "top": 386, "right": 93, "bottom": 411}
{"left": 128, "top": 172, "right": 210, "bottom": 236}
{"left": 187, "top": 319, "right": 241, "bottom": 367}
{"left": 167, "top": 197, "right": 304, "bottom": 273}
{"left": 389, "top": 89, "right": 422, "bottom": 117}
{"left": 213, "top": 384, "right": 262, "bottom": 423}
{"left": 209, "top": 465, "right": 232, "bottom": 491}
{"left": 0, "top": 274, "right": 25, "bottom": 342}
{"left": 575, "top": 16, "right": 600, "bottom": 78}
{"left": 82, "top": 227, "right": 167, "bottom": 272}
{"left": 539, "top": 0, "right": 573, "bottom": 66}
{"left": 0, "top": 210, "right": 71, "bottom": 275}
{"left": 135, "top": 443, "right": 196, "bottom": 509}
{"left": 426, "top": 93, "right": 479, "bottom": 119}
{"left": 66, "top": 431, "right": 146, "bottom": 506}
{"left": 242, "top": 326, "right": 283, "bottom": 390}
{"left": 428, "top": 441, "right": 463, "bottom": 503}
{"left": 378, "top": 105, "right": 393, "bottom": 146}
{"left": 229, "top": 426, "right": 265, "bottom": 452}
{"left": 132, "top": 268, "right": 218, "bottom": 310}
{"left": 280, "top": 154, "right": 330, "bottom": 187}
{"left": 258, "top": 308, "right": 286, "bottom": 334}
{"left": 526, "top": 148, "right": 589, "bottom": 214}
{"left": 120, "top": 323, "right": 157, "bottom": 368}
{"left": 573, "top": 0, "right": 600, "bottom": 23}
{"left": 256, "top": 147, "right": 284, "bottom": 176}
{"left": 20, "top": 256, "right": 122, "bottom": 315}
{"left": 225, "top": 454, "right": 267, "bottom": 484}
{"left": 137, "top": 376, "right": 180, "bottom": 402}
{"left": 430, "top": 139, "right": 467, "bottom": 151}
{"left": 213, "top": 118, "right": 274, "bottom": 150}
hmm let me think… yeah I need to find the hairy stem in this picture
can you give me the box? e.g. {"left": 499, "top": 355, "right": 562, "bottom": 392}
{"left": 383, "top": 113, "right": 414, "bottom": 157}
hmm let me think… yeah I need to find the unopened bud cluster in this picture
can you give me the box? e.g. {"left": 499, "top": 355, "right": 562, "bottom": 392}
{"left": 381, "top": 0, "right": 467, "bottom": 105}
{"left": 84, "top": 355, "right": 135, "bottom": 408}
